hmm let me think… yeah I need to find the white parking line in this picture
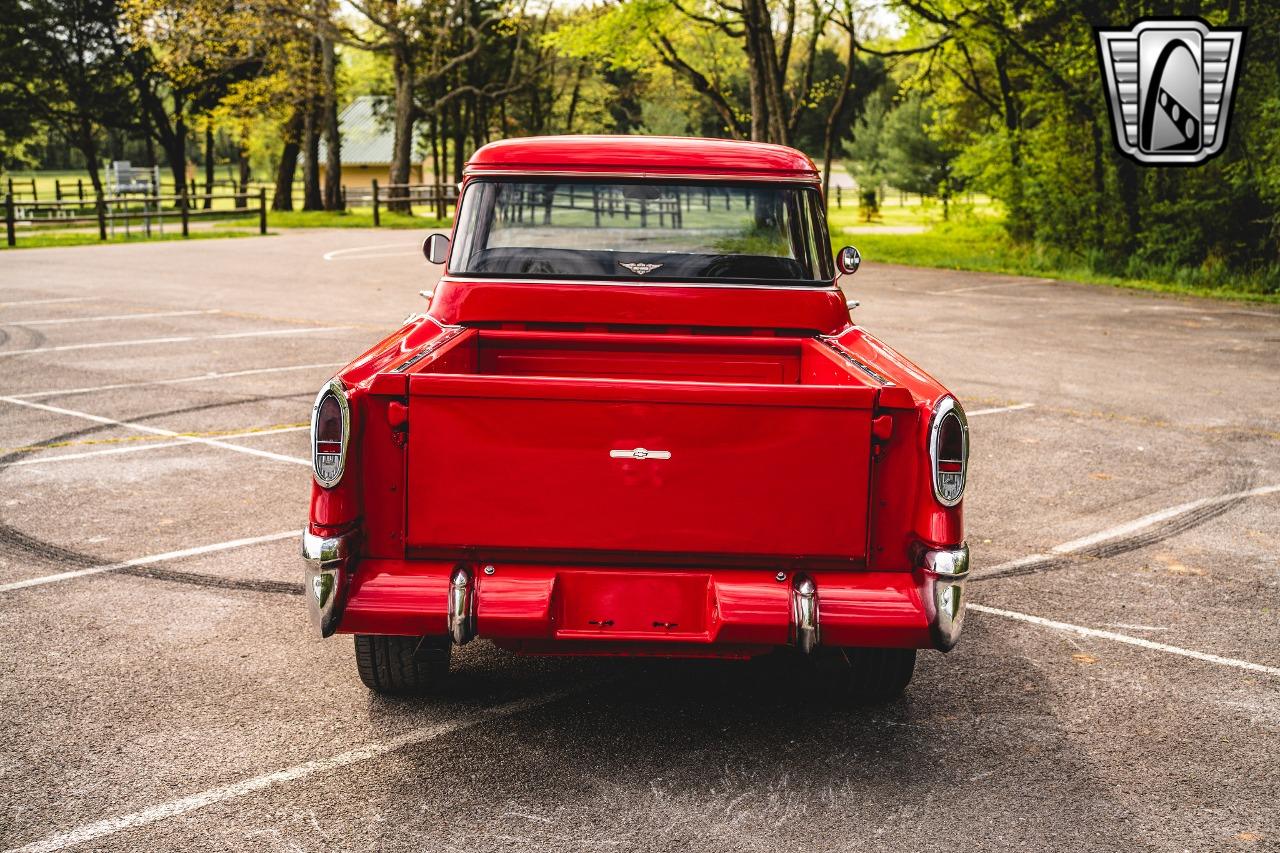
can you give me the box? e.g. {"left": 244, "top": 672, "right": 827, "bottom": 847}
{"left": 9, "top": 362, "right": 345, "bottom": 399}
{"left": 0, "top": 297, "right": 98, "bottom": 307}
{"left": 1, "top": 690, "right": 572, "bottom": 853}
{"left": 0, "top": 397, "right": 310, "bottom": 467}
{"left": 322, "top": 242, "right": 415, "bottom": 261}
{"left": 6, "top": 426, "right": 309, "bottom": 467}
{"left": 3, "top": 309, "right": 217, "bottom": 326}
{"left": 967, "top": 402, "right": 1035, "bottom": 417}
{"left": 0, "top": 530, "right": 298, "bottom": 594}
{"left": 0, "top": 326, "right": 351, "bottom": 356}
{"left": 969, "top": 604, "right": 1280, "bottom": 677}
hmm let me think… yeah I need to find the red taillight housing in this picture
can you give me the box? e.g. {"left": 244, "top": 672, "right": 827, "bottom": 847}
{"left": 929, "top": 397, "right": 968, "bottom": 506}
{"left": 311, "top": 380, "right": 350, "bottom": 487}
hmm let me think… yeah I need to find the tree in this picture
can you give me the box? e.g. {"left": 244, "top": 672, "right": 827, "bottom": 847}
{"left": 882, "top": 92, "right": 960, "bottom": 217}
{"left": 4, "top": 0, "right": 136, "bottom": 195}
{"left": 120, "top": 0, "right": 263, "bottom": 192}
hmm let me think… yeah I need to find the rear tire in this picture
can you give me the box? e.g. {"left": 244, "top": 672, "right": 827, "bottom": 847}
{"left": 819, "top": 647, "right": 916, "bottom": 704}
{"left": 354, "top": 634, "right": 451, "bottom": 695}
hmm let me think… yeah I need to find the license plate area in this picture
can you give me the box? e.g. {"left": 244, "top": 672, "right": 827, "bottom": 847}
{"left": 554, "top": 571, "right": 715, "bottom": 641}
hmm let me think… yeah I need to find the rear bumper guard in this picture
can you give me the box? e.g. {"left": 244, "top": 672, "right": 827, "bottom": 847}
{"left": 302, "top": 528, "right": 357, "bottom": 638}
{"left": 789, "top": 574, "right": 820, "bottom": 654}
{"left": 447, "top": 565, "right": 477, "bottom": 645}
{"left": 916, "top": 543, "right": 969, "bottom": 651}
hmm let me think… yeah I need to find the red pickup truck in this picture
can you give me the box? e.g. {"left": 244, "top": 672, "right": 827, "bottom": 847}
{"left": 303, "top": 136, "right": 969, "bottom": 703}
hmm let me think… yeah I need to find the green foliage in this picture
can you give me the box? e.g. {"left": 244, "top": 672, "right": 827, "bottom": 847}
{"left": 889, "top": 0, "right": 1278, "bottom": 284}
{"left": 882, "top": 92, "right": 960, "bottom": 201}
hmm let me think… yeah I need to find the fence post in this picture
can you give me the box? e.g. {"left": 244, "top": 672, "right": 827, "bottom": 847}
{"left": 55, "top": 179, "right": 62, "bottom": 201}
{"left": 258, "top": 188, "right": 267, "bottom": 235}
{"left": 4, "top": 194, "right": 14, "bottom": 247}
{"left": 371, "top": 179, "right": 380, "bottom": 227}
{"left": 180, "top": 183, "right": 189, "bottom": 237}
{"left": 6, "top": 178, "right": 11, "bottom": 199}
{"left": 78, "top": 179, "right": 84, "bottom": 201}
{"left": 836, "top": 187, "right": 842, "bottom": 209}
{"left": 95, "top": 191, "right": 107, "bottom": 240}
{"left": 30, "top": 178, "right": 37, "bottom": 201}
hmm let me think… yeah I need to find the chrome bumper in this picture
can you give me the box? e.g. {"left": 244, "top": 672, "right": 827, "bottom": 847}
{"left": 302, "top": 528, "right": 356, "bottom": 638}
{"left": 917, "top": 543, "right": 968, "bottom": 651}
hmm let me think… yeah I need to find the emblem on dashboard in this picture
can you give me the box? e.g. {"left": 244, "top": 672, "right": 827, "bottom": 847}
{"left": 609, "top": 447, "right": 671, "bottom": 461}
{"left": 619, "top": 261, "right": 663, "bottom": 275}
{"left": 1095, "top": 18, "right": 1245, "bottom": 165}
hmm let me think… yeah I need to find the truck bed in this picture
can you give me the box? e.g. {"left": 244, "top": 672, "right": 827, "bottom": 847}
{"left": 389, "top": 329, "right": 882, "bottom": 564}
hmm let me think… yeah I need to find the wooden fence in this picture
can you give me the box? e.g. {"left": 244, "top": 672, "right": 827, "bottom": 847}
{"left": 353, "top": 181, "right": 458, "bottom": 224}
{"left": 4, "top": 190, "right": 268, "bottom": 247}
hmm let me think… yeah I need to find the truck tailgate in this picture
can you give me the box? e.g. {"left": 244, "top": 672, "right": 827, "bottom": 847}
{"left": 405, "top": 374, "right": 877, "bottom": 560}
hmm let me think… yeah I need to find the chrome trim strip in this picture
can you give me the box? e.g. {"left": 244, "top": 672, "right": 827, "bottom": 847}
{"left": 310, "top": 378, "right": 350, "bottom": 488}
{"left": 817, "top": 338, "right": 891, "bottom": 385}
{"left": 928, "top": 396, "right": 969, "bottom": 507}
{"left": 448, "top": 565, "right": 476, "bottom": 645}
{"left": 389, "top": 327, "right": 464, "bottom": 374}
{"left": 789, "top": 574, "right": 820, "bottom": 654}
{"left": 439, "top": 276, "right": 838, "bottom": 293}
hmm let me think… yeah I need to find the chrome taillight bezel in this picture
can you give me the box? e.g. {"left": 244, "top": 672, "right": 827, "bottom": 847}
{"left": 311, "top": 378, "right": 350, "bottom": 488}
{"left": 928, "top": 396, "right": 968, "bottom": 507}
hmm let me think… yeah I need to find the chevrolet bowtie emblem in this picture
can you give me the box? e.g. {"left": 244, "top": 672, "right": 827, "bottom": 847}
{"left": 619, "top": 262, "right": 663, "bottom": 275}
{"left": 609, "top": 447, "right": 672, "bottom": 461}
{"left": 1096, "top": 18, "right": 1245, "bottom": 165}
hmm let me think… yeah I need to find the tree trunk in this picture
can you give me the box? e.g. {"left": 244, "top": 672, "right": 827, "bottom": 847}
{"left": 564, "top": 61, "right": 586, "bottom": 133}
{"left": 237, "top": 138, "right": 251, "bottom": 210}
{"left": 388, "top": 42, "right": 416, "bottom": 213}
{"left": 273, "top": 108, "right": 303, "bottom": 211}
{"left": 451, "top": 98, "right": 465, "bottom": 184}
{"left": 429, "top": 112, "right": 441, "bottom": 185}
{"left": 321, "top": 31, "right": 343, "bottom": 211}
{"left": 1115, "top": 156, "right": 1140, "bottom": 258}
{"left": 994, "top": 49, "right": 1029, "bottom": 240}
{"left": 76, "top": 120, "right": 105, "bottom": 198}
{"left": 203, "top": 124, "right": 215, "bottom": 209}
{"left": 302, "top": 101, "right": 322, "bottom": 211}
{"left": 742, "top": 0, "right": 788, "bottom": 144}
{"left": 1089, "top": 118, "right": 1105, "bottom": 252}
{"left": 821, "top": 18, "right": 859, "bottom": 202}
{"left": 742, "top": 2, "right": 769, "bottom": 141}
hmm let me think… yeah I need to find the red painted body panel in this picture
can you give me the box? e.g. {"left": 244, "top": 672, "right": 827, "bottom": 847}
{"left": 309, "top": 136, "right": 965, "bottom": 657}
{"left": 466, "top": 135, "right": 820, "bottom": 181}
{"left": 427, "top": 278, "right": 849, "bottom": 333}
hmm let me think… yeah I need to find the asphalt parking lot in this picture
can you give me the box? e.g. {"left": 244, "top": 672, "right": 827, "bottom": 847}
{"left": 1, "top": 230, "right": 1277, "bottom": 853}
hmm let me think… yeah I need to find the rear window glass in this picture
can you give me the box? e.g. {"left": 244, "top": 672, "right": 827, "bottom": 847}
{"left": 448, "top": 180, "right": 833, "bottom": 284}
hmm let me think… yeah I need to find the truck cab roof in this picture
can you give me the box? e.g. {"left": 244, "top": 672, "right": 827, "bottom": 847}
{"left": 466, "top": 135, "right": 821, "bottom": 182}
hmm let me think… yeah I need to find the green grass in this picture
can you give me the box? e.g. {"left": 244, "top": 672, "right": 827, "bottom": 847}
{"left": 256, "top": 209, "right": 451, "bottom": 230}
{"left": 831, "top": 217, "right": 1280, "bottom": 304}
{"left": 1, "top": 228, "right": 264, "bottom": 250}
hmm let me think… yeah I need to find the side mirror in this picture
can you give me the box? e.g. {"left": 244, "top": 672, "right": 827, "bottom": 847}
{"left": 423, "top": 233, "right": 450, "bottom": 265}
{"left": 836, "top": 245, "right": 861, "bottom": 275}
